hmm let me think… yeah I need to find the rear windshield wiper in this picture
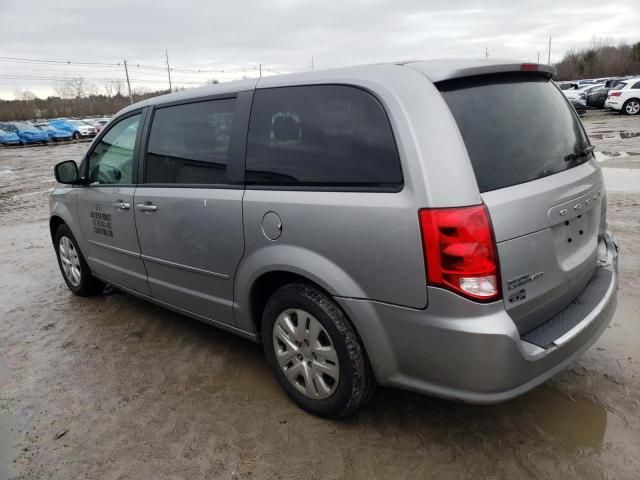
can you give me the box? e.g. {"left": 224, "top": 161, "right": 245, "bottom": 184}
{"left": 564, "top": 145, "right": 595, "bottom": 162}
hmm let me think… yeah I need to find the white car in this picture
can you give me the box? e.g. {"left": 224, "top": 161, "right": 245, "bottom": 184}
{"left": 562, "top": 83, "right": 604, "bottom": 105}
{"left": 604, "top": 78, "right": 640, "bottom": 115}
{"left": 68, "top": 120, "right": 97, "bottom": 138}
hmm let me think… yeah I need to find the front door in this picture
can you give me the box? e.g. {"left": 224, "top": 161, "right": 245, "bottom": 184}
{"left": 76, "top": 111, "right": 151, "bottom": 295}
{"left": 133, "top": 96, "right": 247, "bottom": 326}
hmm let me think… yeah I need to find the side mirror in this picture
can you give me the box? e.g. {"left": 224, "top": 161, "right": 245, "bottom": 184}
{"left": 54, "top": 160, "right": 83, "bottom": 184}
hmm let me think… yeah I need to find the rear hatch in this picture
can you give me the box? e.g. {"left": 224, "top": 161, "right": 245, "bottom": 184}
{"left": 437, "top": 72, "right": 604, "bottom": 334}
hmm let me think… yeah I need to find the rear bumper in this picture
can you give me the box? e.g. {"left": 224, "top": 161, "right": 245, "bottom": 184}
{"left": 605, "top": 99, "right": 622, "bottom": 110}
{"left": 336, "top": 232, "right": 618, "bottom": 404}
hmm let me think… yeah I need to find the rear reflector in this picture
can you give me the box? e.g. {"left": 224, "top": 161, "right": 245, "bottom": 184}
{"left": 520, "top": 63, "right": 539, "bottom": 72}
{"left": 419, "top": 205, "right": 501, "bottom": 301}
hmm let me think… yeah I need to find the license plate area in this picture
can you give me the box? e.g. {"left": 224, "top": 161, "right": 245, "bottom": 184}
{"left": 549, "top": 188, "right": 602, "bottom": 272}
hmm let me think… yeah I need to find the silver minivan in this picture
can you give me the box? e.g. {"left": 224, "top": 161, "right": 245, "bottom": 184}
{"left": 50, "top": 60, "right": 618, "bottom": 417}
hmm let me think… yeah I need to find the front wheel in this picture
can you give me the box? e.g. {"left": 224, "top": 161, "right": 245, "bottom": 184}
{"left": 54, "top": 224, "right": 104, "bottom": 296}
{"left": 623, "top": 99, "right": 640, "bottom": 115}
{"left": 262, "top": 283, "right": 374, "bottom": 418}
{"left": 72, "top": 131, "right": 80, "bottom": 140}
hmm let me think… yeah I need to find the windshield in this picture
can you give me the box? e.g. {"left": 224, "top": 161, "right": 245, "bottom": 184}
{"left": 438, "top": 73, "right": 591, "bottom": 193}
{"left": 15, "top": 123, "right": 40, "bottom": 132}
{"left": 70, "top": 120, "right": 88, "bottom": 126}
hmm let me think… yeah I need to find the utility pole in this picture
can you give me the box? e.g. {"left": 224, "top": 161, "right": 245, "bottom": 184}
{"left": 123, "top": 60, "right": 133, "bottom": 104}
{"left": 311, "top": 56, "right": 315, "bottom": 71}
{"left": 165, "top": 49, "right": 172, "bottom": 92}
{"left": 537, "top": 51, "right": 540, "bottom": 63}
{"left": 547, "top": 37, "right": 552, "bottom": 65}
{"left": 259, "top": 63, "right": 262, "bottom": 78}
{"left": 484, "top": 47, "right": 489, "bottom": 59}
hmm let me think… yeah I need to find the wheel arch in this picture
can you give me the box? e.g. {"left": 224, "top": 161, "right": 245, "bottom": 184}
{"left": 49, "top": 215, "right": 66, "bottom": 240}
{"left": 234, "top": 245, "right": 368, "bottom": 336}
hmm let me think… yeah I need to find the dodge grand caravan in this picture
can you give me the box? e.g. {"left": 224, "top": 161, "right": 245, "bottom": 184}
{"left": 50, "top": 60, "right": 618, "bottom": 418}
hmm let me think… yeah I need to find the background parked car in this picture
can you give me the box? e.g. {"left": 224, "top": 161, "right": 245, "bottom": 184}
{"left": 605, "top": 77, "right": 640, "bottom": 115}
{"left": 0, "top": 122, "right": 51, "bottom": 145}
{"left": 0, "top": 128, "right": 20, "bottom": 145}
{"left": 48, "top": 119, "right": 97, "bottom": 139}
{"left": 83, "top": 118, "right": 110, "bottom": 132}
{"left": 569, "top": 97, "right": 587, "bottom": 114}
{"left": 586, "top": 81, "right": 628, "bottom": 109}
{"left": 34, "top": 123, "right": 73, "bottom": 142}
{"left": 562, "top": 83, "right": 604, "bottom": 105}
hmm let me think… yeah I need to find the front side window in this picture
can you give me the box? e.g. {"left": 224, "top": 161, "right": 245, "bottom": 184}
{"left": 245, "top": 85, "right": 402, "bottom": 188}
{"left": 144, "top": 99, "right": 235, "bottom": 184}
{"left": 88, "top": 113, "right": 140, "bottom": 185}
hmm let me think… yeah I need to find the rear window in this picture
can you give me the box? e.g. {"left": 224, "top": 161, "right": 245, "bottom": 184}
{"left": 438, "top": 73, "right": 591, "bottom": 193}
{"left": 245, "top": 85, "right": 402, "bottom": 189}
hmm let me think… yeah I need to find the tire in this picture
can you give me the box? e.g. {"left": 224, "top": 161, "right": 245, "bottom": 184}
{"left": 53, "top": 224, "right": 104, "bottom": 296}
{"left": 623, "top": 99, "right": 640, "bottom": 115}
{"left": 262, "top": 283, "right": 374, "bottom": 418}
{"left": 72, "top": 131, "right": 80, "bottom": 140}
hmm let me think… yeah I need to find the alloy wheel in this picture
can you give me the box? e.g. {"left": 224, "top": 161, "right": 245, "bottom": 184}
{"left": 58, "top": 236, "right": 82, "bottom": 287}
{"left": 272, "top": 308, "right": 340, "bottom": 399}
{"left": 626, "top": 100, "right": 640, "bottom": 115}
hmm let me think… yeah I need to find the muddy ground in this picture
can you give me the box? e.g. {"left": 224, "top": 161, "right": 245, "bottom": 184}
{"left": 0, "top": 111, "right": 639, "bottom": 479}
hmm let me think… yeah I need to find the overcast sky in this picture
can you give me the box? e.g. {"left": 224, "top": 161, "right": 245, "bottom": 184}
{"left": 1, "top": 0, "right": 639, "bottom": 99}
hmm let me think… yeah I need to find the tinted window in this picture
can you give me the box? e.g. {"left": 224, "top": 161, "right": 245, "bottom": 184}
{"left": 438, "top": 73, "right": 590, "bottom": 193}
{"left": 631, "top": 81, "right": 640, "bottom": 89}
{"left": 145, "top": 99, "right": 235, "bottom": 184}
{"left": 88, "top": 113, "right": 140, "bottom": 185}
{"left": 245, "top": 85, "right": 402, "bottom": 188}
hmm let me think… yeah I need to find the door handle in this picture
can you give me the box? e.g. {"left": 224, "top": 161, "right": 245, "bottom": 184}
{"left": 136, "top": 203, "right": 157, "bottom": 212}
{"left": 112, "top": 201, "right": 131, "bottom": 210}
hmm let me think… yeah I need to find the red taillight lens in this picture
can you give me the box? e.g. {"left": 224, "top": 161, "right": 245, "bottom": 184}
{"left": 610, "top": 91, "right": 622, "bottom": 97}
{"left": 520, "top": 63, "right": 539, "bottom": 72}
{"left": 419, "top": 205, "right": 501, "bottom": 301}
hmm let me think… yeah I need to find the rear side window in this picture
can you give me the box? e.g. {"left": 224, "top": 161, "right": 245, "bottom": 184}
{"left": 145, "top": 98, "right": 235, "bottom": 184}
{"left": 245, "top": 85, "right": 402, "bottom": 188}
{"left": 438, "top": 73, "right": 591, "bottom": 193}
{"left": 631, "top": 81, "right": 640, "bottom": 89}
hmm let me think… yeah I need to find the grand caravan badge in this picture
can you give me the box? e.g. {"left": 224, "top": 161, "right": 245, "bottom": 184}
{"left": 507, "top": 272, "right": 544, "bottom": 290}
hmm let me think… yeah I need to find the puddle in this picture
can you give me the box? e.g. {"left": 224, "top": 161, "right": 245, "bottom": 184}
{"left": 0, "top": 413, "right": 20, "bottom": 480}
{"left": 599, "top": 151, "right": 640, "bottom": 157}
{"left": 590, "top": 131, "right": 640, "bottom": 140}
{"left": 514, "top": 385, "right": 607, "bottom": 450}
{"left": 601, "top": 168, "right": 640, "bottom": 192}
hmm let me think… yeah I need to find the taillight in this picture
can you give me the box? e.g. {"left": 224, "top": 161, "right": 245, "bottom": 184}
{"left": 419, "top": 205, "right": 501, "bottom": 301}
{"left": 610, "top": 91, "right": 622, "bottom": 97}
{"left": 520, "top": 63, "right": 539, "bottom": 72}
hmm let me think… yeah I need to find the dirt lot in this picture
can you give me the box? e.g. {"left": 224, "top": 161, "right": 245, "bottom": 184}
{"left": 1, "top": 111, "right": 639, "bottom": 480}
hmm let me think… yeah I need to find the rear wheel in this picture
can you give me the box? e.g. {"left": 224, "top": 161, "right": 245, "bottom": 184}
{"left": 623, "top": 99, "right": 640, "bottom": 115}
{"left": 54, "top": 224, "right": 104, "bottom": 296}
{"left": 72, "top": 131, "right": 80, "bottom": 140}
{"left": 262, "top": 283, "right": 374, "bottom": 418}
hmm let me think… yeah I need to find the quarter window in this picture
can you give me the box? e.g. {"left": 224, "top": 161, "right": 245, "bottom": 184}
{"left": 631, "top": 81, "right": 640, "bottom": 90}
{"left": 88, "top": 113, "right": 140, "bottom": 185}
{"left": 245, "top": 85, "right": 402, "bottom": 188}
{"left": 145, "top": 99, "right": 235, "bottom": 184}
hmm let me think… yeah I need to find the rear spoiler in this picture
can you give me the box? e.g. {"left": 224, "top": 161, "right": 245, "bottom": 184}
{"left": 403, "top": 60, "right": 556, "bottom": 83}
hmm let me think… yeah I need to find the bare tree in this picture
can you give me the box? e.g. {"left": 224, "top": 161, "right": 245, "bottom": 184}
{"left": 13, "top": 88, "right": 37, "bottom": 101}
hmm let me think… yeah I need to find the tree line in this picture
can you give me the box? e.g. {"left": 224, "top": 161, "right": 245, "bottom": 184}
{"left": 555, "top": 40, "right": 640, "bottom": 80}
{"left": 0, "top": 78, "right": 170, "bottom": 121}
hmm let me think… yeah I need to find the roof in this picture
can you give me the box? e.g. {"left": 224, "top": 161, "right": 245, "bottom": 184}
{"left": 118, "top": 59, "right": 555, "bottom": 115}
